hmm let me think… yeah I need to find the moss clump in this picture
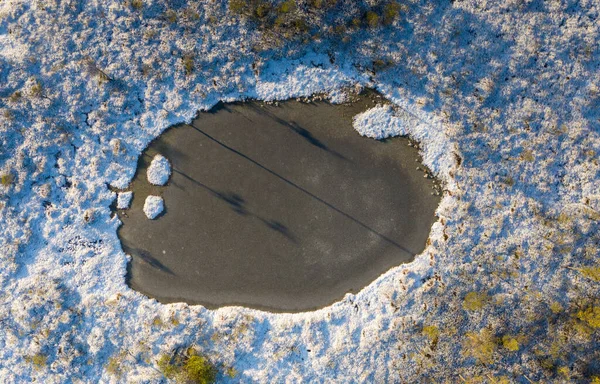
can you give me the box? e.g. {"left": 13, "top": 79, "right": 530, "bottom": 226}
{"left": 278, "top": 0, "right": 296, "bottom": 13}
{"left": 158, "top": 349, "right": 217, "bottom": 384}
{"left": 577, "top": 305, "right": 600, "bottom": 328}
{"left": 462, "top": 291, "right": 490, "bottom": 311}
{"left": 26, "top": 354, "right": 47, "bottom": 371}
{"left": 8, "top": 91, "right": 22, "bottom": 102}
{"left": 463, "top": 329, "right": 497, "bottom": 364}
{"left": 254, "top": 2, "right": 271, "bottom": 19}
{"left": 182, "top": 55, "right": 195, "bottom": 76}
{"left": 1, "top": 174, "right": 13, "bottom": 186}
{"left": 131, "top": 0, "right": 143, "bottom": 10}
{"left": 576, "top": 266, "right": 600, "bottom": 282}
{"left": 30, "top": 81, "right": 43, "bottom": 97}
{"left": 165, "top": 10, "right": 177, "bottom": 23}
{"left": 364, "top": 10, "right": 379, "bottom": 28}
{"left": 229, "top": 0, "right": 246, "bottom": 14}
{"left": 383, "top": 1, "right": 401, "bottom": 24}
{"left": 501, "top": 335, "right": 519, "bottom": 351}
{"left": 422, "top": 325, "right": 439, "bottom": 341}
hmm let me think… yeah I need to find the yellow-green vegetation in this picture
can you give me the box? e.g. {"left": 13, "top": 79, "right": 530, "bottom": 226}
{"left": 8, "top": 91, "right": 22, "bottom": 102}
{"left": 229, "top": 0, "right": 403, "bottom": 45}
{"left": 165, "top": 9, "right": 177, "bottom": 23}
{"left": 383, "top": 1, "right": 401, "bottom": 24}
{"left": 591, "top": 376, "right": 600, "bottom": 384}
{"left": 226, "top": 366, "right": 237, "bottom": 378}
{"left": 26, "top": 353, "right": 47, "bottom": 371}
{"left": 575, "top": 266, "right": 600, "bottom": 282}
{"left": 422, "top": 325, "right": 439, "bottom": 343}
{"left": 550, "top": 301, "right": 563, "bottom": 314}
{"left": 278, "top": 0, "right": 296, "bottom": 13}
{"left": 364, "top": 11, "right": 379, "bottom": 28}
{"left": 577, "top": 305, "right": 600, "bottom": 328}
{"left": 182, "top": 55, "right": 195, "bottom": 76}
{"left": 501, "top": 335, "right": 519, "bottom": 351}
{"left": 106, "top": 354, "right": 126, "bottom": 377}
{"left": 558, "top": 366, "right": 571, "bottom": 378}
{"left": 1, "top": 174, "right": 13, "bottom": 186}
{"left": 30, "top": 81, "right": 43, "bottom": 97}
{"left": 229, "top": 0, "right": 246, "bottom": 14}
{"left": 158, "top": 348, "right": 217, "bottom": 384}
{"left": 462, "top": 291, "right": 490, "bottom": 311}
{"left": 131, "top": 0, "right": 143, "bottom": 10}
{"left": 462, "top": 329, "right": 497, "bottom": 364}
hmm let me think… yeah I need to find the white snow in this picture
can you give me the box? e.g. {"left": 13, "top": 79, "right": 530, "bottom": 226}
{"left": 146, "top": 154, "right": 171, "bottom": 186}
{"left": 352, "top": 104, "right": 408, "bottom": 139}
{"left": 116, "top": 191, "right": 133, "bottom": 209}
{"left": 143, "top": 196, "right": 164, "bottom": 220}
{"left": 0, "top": 0, "right": 598, "bottom": 383}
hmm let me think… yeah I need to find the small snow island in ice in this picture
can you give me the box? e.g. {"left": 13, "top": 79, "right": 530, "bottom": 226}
{"left": 117, "top": 91, "right": 441, "bottom": 312}
{"left": 146, "top": 154, "right": 171, "bottom": 186}
{"left": 143, "top": 195, "right": 164, "bottom": 220}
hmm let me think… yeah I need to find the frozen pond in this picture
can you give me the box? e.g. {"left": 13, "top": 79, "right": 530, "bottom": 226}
{"left": 117, "top": 92, "right": 441, "bottom": 312}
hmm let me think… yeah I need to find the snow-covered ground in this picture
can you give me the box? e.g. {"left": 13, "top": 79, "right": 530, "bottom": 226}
{"left": 116, "top": 191, "right": 133, "bottom": 210}
{"left": 0, "top": 0, "right": 598, "bottom": 382}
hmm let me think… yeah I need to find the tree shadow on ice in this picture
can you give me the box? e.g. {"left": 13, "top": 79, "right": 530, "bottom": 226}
{"left": 244, "top": 101, "right": 350, "bottom": 161}
{"left": 172, "top": 167, "right": 298, "bottom": 243}
{"left": 185, "top": 124, "right": 416, "bottom": 256}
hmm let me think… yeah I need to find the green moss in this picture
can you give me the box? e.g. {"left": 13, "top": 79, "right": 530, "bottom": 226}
{"left": 27, "top": 353, "right": 47, "bottom": 371}
{"left": 422, "top": 325, "right": 439, "bottom": 341}
{"left": 308, "top": 0, "right": 323, "bottom": 9}
{"left": 462, "top": 291, "right": 490, "bottom": 311}
{"left": 577, "top": 306, "right": 600, "bottom": 328}
{"left": 226, "top": 367, "right": 238, "bottom": 378}
{"left": 577, "top": 266, "right": 600, "bottom": 282}
{"left": 158, "top": 350, "right": 217, "bottom": 384}
{"left": 550, "top": 301, "right": 563, "bottom": 314}
{"left": 463, "top": 329, "right": 497, "bottom": 364}
{"left": 254, "top": 3, "right": 271, "bottom": 19}
{"left": 229, "top": 0, "right": 246, "bottom": 14}
{"left": 106, "top": 355, "right": 124, "bottom": 377}
{"left": 30, "top": 81, "right": 43, "bottom": 97}
{"left": 365, "top": 10, "right": 379, "bottom": 28}
{"left": 131, "top": 0, "right": 143, "bottom": 10}
{"left": 184, "top": 355, "right": 216, "bottom": 384}
{"left": 383, "top": 1, "right": 401, "bottom": 24}
{"left": 158, "top": 355, "right": 178, "bottom": 378}
{"left": 1, "top": 174, "right": 13, "bottom": 186}
{"left": 278, "top": 0, "right": 296, "bottom": 13}
{"left": 182, "top": 55, "right": 194, "bottom": 76}
{"left": 501, "top": 335, "right": 519, "bottom": 351}
{"left": 8, "top": 91, "right": 22, "bottom": 102}
{"left": 165, "top": 10, "right": 177, "bottom": 23}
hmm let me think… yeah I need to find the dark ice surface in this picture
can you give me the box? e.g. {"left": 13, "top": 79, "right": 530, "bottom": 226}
{"left": 118, "top": 92, "right": 441, "bottom": 312}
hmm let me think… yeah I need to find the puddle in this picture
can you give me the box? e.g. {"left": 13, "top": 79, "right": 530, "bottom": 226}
{"left": 117, "top": 92, "right": 441, "bottom": 312}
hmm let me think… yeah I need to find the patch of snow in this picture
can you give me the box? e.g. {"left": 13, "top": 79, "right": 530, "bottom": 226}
{"left": 143, "top": 196, "right": 164, "bottom": 220}
{"left": 116, "top": 191, "right": 133, "bottom": 209}
{"left": 352, "top": 104, "right": 408, "bottom": 139}
{"left": 146, "top": 155, "right": 171, "bottom": 186}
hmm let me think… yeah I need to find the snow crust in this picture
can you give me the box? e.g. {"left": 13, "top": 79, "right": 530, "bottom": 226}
{"left": 143, "top": 196, "right": 164, "bottom": 220}
{"left": 0, "top": 1, "right": 598, "bottom": 383}
{"left": 116, "top": 192, "right": 133, "bottom": 210}
{"left": 352, "top": 104, "right": 408, "bottom": 139}
{"left": 146, "top": 155, "right": 171, "bottom": 186}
